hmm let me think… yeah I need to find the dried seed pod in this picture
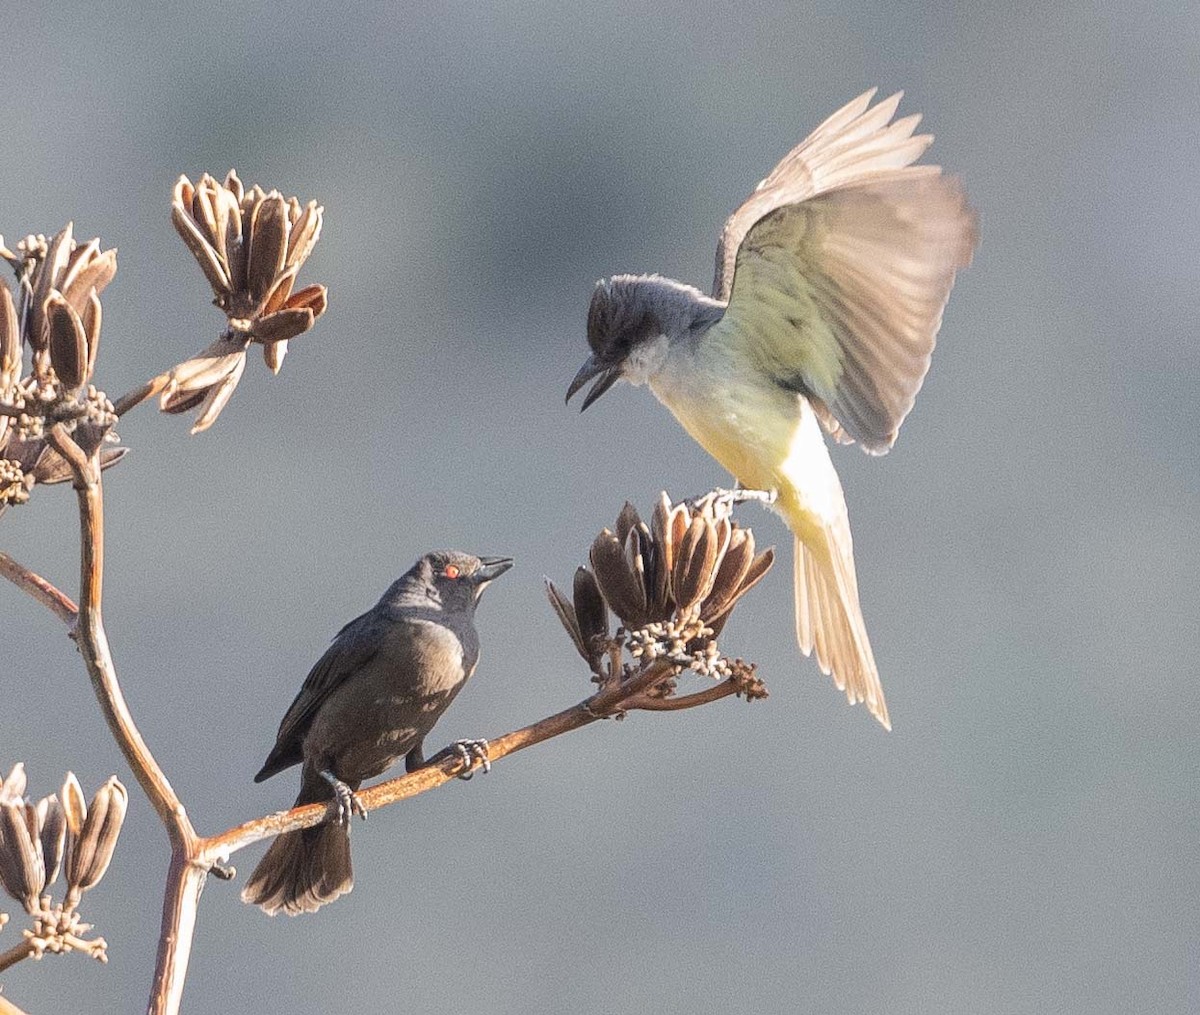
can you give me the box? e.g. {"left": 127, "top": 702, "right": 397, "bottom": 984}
{"left": 1, "top": 763, "right": 26, "bottom": 801}
{"left": 168, "top": 172, "right": 328, "bottom": 429}
{"left": 590, "top": 528, "right": 648, "bottom": 626}
{"left": 46, "top": 292, "right": 88, "bottom": 391}
{"left": 572, "top": 567, "right": 608, "bottom": 644}
{"left": 0, "top": 285, "right": 19, "bottom": 390}
{"left": 246, "top": 194, "right": 288, "bottom": 304}
{"left": 0, "top": 798, "right": 44, "bottom": 911}
{"left": 65, "top": 776, "right": 127, "bottom": 898}
{"left": 21, "top": 225, "right": 116, "bottom": 381}
{"left": 286, "top": 201, "right": 322, "bottom": 270}
{"left": 36, "top": 795, "right": 66, "bottom": 888}
{"left": 172, "top": 176, "right": 232, "bottom": 296}
{"left": 547, "top": 567, "right": 611, "bottom": 672}
{"left": 702, "top": 528, "right": 756, "bottom": 623}
{"left": 252, "top": 307, "right": 315, "bottom": 346}
{"left": 61, "top": 772, "right": 86, "bottom": 839}
{"left": 59, "top": 245, "right": 117, "bottom": 316}
{"left": 28, "top": 224, "right": 74, "bottom": 352}
{"left": 545, "top": 577, "right": 585, "bottom": 660}
{"left": 159, "top": 334, "right": 250, "bottom": 433}
{"left": 572, "top": 567, "right": 609, "bottom": 668}
{"left": 615, "top": 501, "right": 641, "bottom": 547}
{"left": 672, "top": 515, "right": 720, "bottom": 616}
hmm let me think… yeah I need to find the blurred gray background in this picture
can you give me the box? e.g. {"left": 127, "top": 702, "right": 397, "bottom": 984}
{"left": 2, "top": 1, "right": 1197, "bottom": 1013}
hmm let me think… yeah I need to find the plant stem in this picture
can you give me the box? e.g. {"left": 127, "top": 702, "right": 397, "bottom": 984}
{"left": 0, "top": 939, "right": 35, "bottom": 974}
{"left": 0, "top": 551, "right": 78, "bottom": 626}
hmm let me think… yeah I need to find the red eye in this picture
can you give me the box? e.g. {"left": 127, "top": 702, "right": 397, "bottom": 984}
{"left": 444, "top": 565, "right": 460, "bottom": 579}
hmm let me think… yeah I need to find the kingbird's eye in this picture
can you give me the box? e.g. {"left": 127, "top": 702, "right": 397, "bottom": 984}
{"left": 444, "top": 565, "right": 460, "bottom": 579}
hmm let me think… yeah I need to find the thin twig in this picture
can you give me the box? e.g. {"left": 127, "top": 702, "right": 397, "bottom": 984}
{"left": 0, "top": 995, "right": 31, "bottom": 1015}
{"left": 0, "top": 551, "right": 78, "bottom": 626}
{"left": 201, "top": 696, "right": 597, "bottom": 862}
{"left": 624, "top": 678, "right": 741, "bottom": 711}
{"left": 112, "top": 372, "right": 171, "bottom": 418}
{"left": 0, "top": 939, "right": 35, "bottom": 974}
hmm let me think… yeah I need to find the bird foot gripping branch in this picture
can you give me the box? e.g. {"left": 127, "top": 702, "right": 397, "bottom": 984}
{"left": 683, "top": 487, "right": 777, "bottom": 516}
{"left": 318, "top": 771, "right": 367, "bottom": 828}
{"left": 547, "top": 491, "right": 774, "bottom": 715}
{"left": 451, "top": 739, "right": 491, "bottom": 781}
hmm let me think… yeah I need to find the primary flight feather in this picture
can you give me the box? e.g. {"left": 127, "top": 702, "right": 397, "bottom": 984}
{"left": 568, "top": 90, "right": 977, "bottom": 728}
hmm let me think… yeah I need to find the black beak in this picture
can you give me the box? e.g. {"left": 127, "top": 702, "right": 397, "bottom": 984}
{"left": 473, "top": 557, "right": 514, "bottom": 585}
{"left": 565, "top": 355, "right": 621, "bottom": 411}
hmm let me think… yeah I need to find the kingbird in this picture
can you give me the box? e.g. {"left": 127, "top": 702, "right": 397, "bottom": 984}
{"left": 567, "top": 90, "right": 977, "bottom": 729}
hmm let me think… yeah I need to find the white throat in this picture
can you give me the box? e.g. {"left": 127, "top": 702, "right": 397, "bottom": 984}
{"left": 622, "top": 334, "right": 670, "bottom": 387}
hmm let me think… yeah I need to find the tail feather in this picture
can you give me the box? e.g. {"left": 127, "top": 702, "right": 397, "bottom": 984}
{"left": 793, "top": 535, "right": 891, "bottom": 730}
{"left": 241, "top": 774, "right": 354, "bottom": 916}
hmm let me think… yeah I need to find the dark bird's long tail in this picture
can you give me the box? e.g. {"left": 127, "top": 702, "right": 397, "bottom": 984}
{"left": 241, "top": 769, "right": 354, "bottom": 915}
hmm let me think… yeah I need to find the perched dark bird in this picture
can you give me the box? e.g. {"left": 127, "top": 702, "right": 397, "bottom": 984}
{"left": 567, "top": 90, "right": 977, "bottom": 729}
{"left": 242, "top": 550, "right": 513, "bottom": 915}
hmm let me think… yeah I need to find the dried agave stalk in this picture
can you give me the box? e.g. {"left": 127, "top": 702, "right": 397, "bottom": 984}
{"left": 163, "top": 171, "right": 328, "bottom": 432}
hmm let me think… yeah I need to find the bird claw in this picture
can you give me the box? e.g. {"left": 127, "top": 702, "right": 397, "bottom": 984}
{"left": 452, "top": 738, "right": 491, "bottom": 781}
{"left": 320, "top": 770, "right": 367, "bottom": 826}
{"left": 686, "top": 487, "right": 777, "bottom": 518}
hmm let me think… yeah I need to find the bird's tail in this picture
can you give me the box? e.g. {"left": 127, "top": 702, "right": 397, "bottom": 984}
{"left": 775, "top": 412, "right": 891, "bottom": 729}
{"left": 241, "top": 770, "right": 354, "bottom": 916}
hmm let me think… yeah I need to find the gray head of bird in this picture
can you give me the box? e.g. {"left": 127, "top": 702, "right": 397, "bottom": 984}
{"left": 566, "top": 274, "right": 723, "bottom": 410}
{"left": 415, "top": 551, "right": 513, "bottom": 609}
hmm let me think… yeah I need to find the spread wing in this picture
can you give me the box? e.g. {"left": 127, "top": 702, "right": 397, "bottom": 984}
{"left": 255, "top": 611, "right": 382, "bottom": 779}
{"left": 712, "top": 90, "right": 977, "bottom": 453}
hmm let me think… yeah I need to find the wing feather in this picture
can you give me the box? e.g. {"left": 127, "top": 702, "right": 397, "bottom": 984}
{"left": 256, "top": 612, "right": 382, "bottom": 778}
{"left": 712, "top": 91, "right": 977, "bottom": 452}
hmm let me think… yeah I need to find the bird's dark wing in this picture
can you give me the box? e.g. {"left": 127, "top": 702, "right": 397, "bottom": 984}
{"left": 710, "top": 90, "right": 977, "bottom": 452}
{"left": 255, "top": 611, "right": 382, "bottom": 780}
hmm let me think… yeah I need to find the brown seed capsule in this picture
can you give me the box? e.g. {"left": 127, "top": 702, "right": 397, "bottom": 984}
{"left": 65, "top": 776, "right": 127, "bottom": 898}
{"left": 1, "top": 763, "right": 26, "bottom": 801}
{"left": 46, "top": 292, "right": 88, "bottom": 391}
{"left": 246, "top": 194, "right": 288, "bottom": 304}
{"left": 0, "top": 798, "right": 44, "bottom": 912}
{"left": 572, "top": 566, "right": 609, "bottom": 656}
{"left": 36, "top": 795, "right": 66, "bottom": 889}
{"left": 672, "top": 515, "right": 719, "bottom": 616}
{"left": 545, "top": 577, "right": 586, "bottom": 661}
{"left": 0, "top": 285, "right": 19, "bottom": 390}
{"left": 60, "top": 771, "right": 86, "bottom": 839}
{"left": 590, "top": 528, "right": 648, "bottom": 626}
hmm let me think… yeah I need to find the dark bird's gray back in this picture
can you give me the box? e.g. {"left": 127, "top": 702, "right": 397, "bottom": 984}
{"left": 242, "top": 550, "right": 512, "bottom": 915}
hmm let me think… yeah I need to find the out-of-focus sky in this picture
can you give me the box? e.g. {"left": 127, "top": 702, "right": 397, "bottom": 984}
{"left": 2, "top": 2, "right": 1197, "bottom": 1012}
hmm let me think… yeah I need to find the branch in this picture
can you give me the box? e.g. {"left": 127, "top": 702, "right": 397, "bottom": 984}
{"left": 111, "top": 372, "right": 171, "bottom": 418}
{"left": 44, "top": 424, "right": 198, "bottom": 1014}
{"left": 199, "top": 660, "right": 681, "bottom": 865}
{"left": 623, "top": 678, "right": 741, "bottom": 711}
{"left": 0, "top": 939, "right": 35, "bottom": 974}
{"left": 45, "top": 425, "right": 192, "bottom": 842}
{"left": 0, "top": 996, "right": 31, "bottom": 1015}
{"left": 0, "top": 551, "right": 78, "bottom": 626}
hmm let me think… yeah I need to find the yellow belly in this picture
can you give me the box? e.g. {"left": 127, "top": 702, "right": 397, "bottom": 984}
{"left": 650, "top": 361, "right": 794, "bottom": 493}
{"left": 648, "top": 354, "right": 842, "bottom": 558}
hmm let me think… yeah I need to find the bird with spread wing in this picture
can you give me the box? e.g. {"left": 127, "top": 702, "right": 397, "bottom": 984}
{"left": 567, "top": 90, "right": 978, "bottom": 729}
